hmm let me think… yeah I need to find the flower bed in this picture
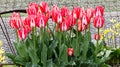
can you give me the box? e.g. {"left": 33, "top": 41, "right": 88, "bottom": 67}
{"left": 5, "top": 1, "right": 114, "bottom": 67}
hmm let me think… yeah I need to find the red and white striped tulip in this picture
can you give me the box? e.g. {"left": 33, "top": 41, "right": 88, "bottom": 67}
{"left": 82, "top": 13, "right": 89, "bottom": 26}
{"left": 59, "top": 17, "right": 71, "bottom": 31}
{"left": 26, "top": 2, "right": 38, "bottom": 15}
{"left": 68, "top": 48, "right": 74, "bottom": 56}
{"left": 79, "top": 7, "right": 85, "bottom": 19}
{"left": 9, "top": 12, "right": 22, "bottom": 29}
{"left": 72, "top": 7, "right": 81, "bottom": 19}
{"left": 24, "top": 25, "right": 31, "bottom": 34}
{"left": 36, "top": 15, "right": 48, "bottom": 28}
{"left": 94, "top": 34, "right": 100, "bottom": 40}
{"left": 93, "top": 16, "right": 104, "bottom": 28}
{"left": 27, "top": 15, "right": 37, "bottom": 28}
{"left": 94, "top": 5, "right": 104, "bottom": 17}
{"left": 51, "top": 5, "right": 60, "bottom": 23}
{"left": 86, "top": 7, "right": 94, "bottom": 19}
{"left": 17, "top": 28, "right": 28, "bottom": 40}
{"left": 60, "top": 6, "right": 69, "bottom": 17}
{"left": 77, "top": 19, "right": 86, "bottom": 31}
{"left": 23, "top": 17, "right": 31, "bottom": 27}
{"left": 39, "top": 2, "right": 49, "bottom": 13}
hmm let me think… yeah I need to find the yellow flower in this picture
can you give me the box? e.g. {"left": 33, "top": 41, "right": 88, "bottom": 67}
{"left": 110, "top": 18, "right": 116, "bottom": 23}
{"left": 102, "top": 29, "right": 111, "bottom": 35}
{"left": 113, "top": 23, "right": 120, "bottom": 29}
{"left": 0, "top": 48, "right": 4, "bottom": 54}
{"left": 0, "top": 55, "right": 5, "bottom": 62}
{"left": 0, "top": 41, "right": 6, "bottom": 63}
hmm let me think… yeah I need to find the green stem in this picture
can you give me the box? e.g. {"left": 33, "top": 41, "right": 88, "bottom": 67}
{"left": 76, "top": 29, "right": 78, "bottom": 46}
{"left": 58, "top": 32, "right": 61, "bottom": 65}
{"left": 88, "top": 24, "right": 90, "bottom": 32}
{"left": 63, "top": 32, "right": 66, "bottom": 44}
{"left": 96, "top": 28, "right": 100, "bottom": 51}
{"left": 70, "top": 28, "right": 72, "bottom": 47}
{"left": 83, "top": 30, "right": 87, "bottom": 61}
{"left": 16, "top": 30, "right": 19, "bottom": 42}
{"left": 95, "top": 28, "right": 100, "bottom": 61}
{"left": 32, "top": 27, "right": 36, "bottom": 50}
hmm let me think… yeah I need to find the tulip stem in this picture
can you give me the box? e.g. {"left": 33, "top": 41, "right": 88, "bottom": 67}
{"left": 83, "top": 30, "right": 87, "bottom": 61}
{"left": 70, "top": 28, "right": 72, "bottom": 47}
{"left": 16, "top": 30, "right": 19, "bottom": 42}
{"left": 32, "top": 27, "right": 36, "bottom": 50}
{"left": 97, "top": 28, "right": 99, "bottom": 49}
{"left": 58, "top": 32, "right": 61, "bottom": 65}
{"left": 88, "top": 25, "right": 90, "bottom": 32}
{"left": 95, "top": 28, "right": 100, "bottom": 61}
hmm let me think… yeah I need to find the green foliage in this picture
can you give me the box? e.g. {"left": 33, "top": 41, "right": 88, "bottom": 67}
{"left": 106, "top": 48, "right": 120, "bottom": 65}
{"left": 6, "top": 27, "right": 111, "bottom": 67}
{"left": 6, "top": 25, "right": 112, "bottom": 67}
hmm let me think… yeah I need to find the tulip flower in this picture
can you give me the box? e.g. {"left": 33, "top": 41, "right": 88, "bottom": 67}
{"left": 23, "top": 17, "right": 31, "bottom": 27}
{"left": 26, "top": 2, "right": 38, "bottom": 15}
{"left": 29, "top": 15, "right": 37, "bottom": 28}
{"left": 24, "top": 25, "right": 31, "bottom": 34}
{"left": 77, "top": 19, "right": 86, "bottom": 31}
{"left": 39, "top": 2, "right": 49, "bottom": 13}
{"left": 60, "top": 6, "right": 69, "bottom": 17}
{"left": 57, "top": 12, "right": 62, "bottom": 23}
{"left": 52, "top": 10, "right": 63, "bottom": 23}
{"left": 68, "top": 48, "right": 74, "bottom": 56}
{"left": 79, "top": 7, "right": 85, "bottom": 19}
{"left": 94, "top": 5, "right": 104, "bottom": 17}
{"left": 36, "top": 15, "right": 48, "bottom": 28}
{"left": 71, "top": 7, "right": 81, "bottom": 19}
{"left": 93, "top": 16, "right": 104, "bottom": 28}
{"left": 60, "top": 22, "right": 70, "bottom": 31}
{"left": 86, "top": 7, "right": 94, "bottom": 19}
{"left": 71, "top": 17, "right": 76, "bottom": 26}
{"left": 17, "top": 28, "right": 27, "bottom": 40}
{"left": 51, "top": 5, "right": 60, "bottom": 23}
{"left": 69, "top": 15, "right": 76, "bottom": 26}
{"left": 9, "top": 12, "right": 22, "bottom": 29}
{"left": 94, "top": 34, "right": 100, "bottom": 40}
{"left": 82, "top": 13, "right": 89, "bottom": 26}
{"left": 59, "top": 16, "right": 71, "bottom": 31}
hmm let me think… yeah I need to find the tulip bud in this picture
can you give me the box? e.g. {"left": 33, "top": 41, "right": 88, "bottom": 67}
{"left": 68, "top": 48, "right": 74, "bottom": 56}
{"left": 94, "top": 34, "right": 100, "bottom": 40}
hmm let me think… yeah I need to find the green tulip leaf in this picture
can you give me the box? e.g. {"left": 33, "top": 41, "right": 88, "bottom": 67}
{"left": 41, "top": 44, "right": 47, "bottom": 66}
{"left": 28, "top": 47, "right": 39, "bottom": 65}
